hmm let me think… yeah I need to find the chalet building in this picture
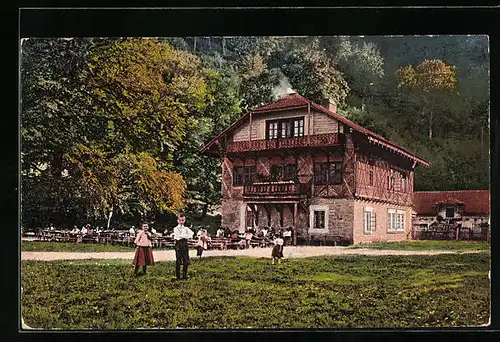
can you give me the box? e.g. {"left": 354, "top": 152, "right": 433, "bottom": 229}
{"left": 201, "top": 93, "right": 429, "bottom": 245}
{"left": 412, "top": 190, "right": 490, "bottom": 240}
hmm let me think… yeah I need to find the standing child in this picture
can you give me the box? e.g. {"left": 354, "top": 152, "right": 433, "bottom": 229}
{"left": 196, "top": 229, "right": 210, "bottom": 257}
{"left": 132, "top": 223, "right": 154, "bottom": 276}
{"left": 271, "top": 234, "right": 284, "bottom": 265}
{"left": 173, "top": 216, "right": 194, "bottom": 280}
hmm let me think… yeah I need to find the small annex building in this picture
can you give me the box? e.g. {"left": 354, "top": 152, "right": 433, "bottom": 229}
{"left": 412, "top": 190, "right": 490, "bottom": 240}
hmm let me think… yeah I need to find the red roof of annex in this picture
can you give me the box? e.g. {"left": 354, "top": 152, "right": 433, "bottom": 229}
{"left": 413, "top": 190, "right": 490, "bottom": 216}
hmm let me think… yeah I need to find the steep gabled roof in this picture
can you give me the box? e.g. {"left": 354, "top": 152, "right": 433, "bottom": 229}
{"left": 413, "top": 190, "right": 490, "bottom": 216}
{"left": 200, "top": 93, "right": 429, "bottom": 166}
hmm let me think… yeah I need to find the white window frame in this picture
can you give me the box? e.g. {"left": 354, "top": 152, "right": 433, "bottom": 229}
{"left": 364, "top": 206, "right": 373, "bottom": 234}
{"left": 388, "top": 208, "right": 405, "bottom": 233}
{"left": 309, "top": 205, "right": 329, "bottom": 234}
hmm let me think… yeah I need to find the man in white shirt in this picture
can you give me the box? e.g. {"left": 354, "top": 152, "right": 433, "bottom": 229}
{"left": 261, "top": 227, "right": 269, "bottom": 237}
{"left": 216, "top": 228, "right": 224, "bottom": 238}
{"left": 173, "top": 216, "right": 194, "bottom": 280}
{"left": 81, "top": 226, "right": 88, "bottom": 235}
{"left": 129, "top": 226, "right": 136, "bottom": 235}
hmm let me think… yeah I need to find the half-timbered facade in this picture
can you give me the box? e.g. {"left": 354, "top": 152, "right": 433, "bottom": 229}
{"left": 201, "top": 93, "right": 429, "bottom": 245}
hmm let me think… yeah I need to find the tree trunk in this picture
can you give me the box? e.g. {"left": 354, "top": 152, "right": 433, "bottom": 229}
{"left": 51, "top": 150, "right": 63, "bottom": 178}
{"left": 222, "top": 37, "right": 226, "bottom": 55}
{"left": 107, "top": 206, "right": 114, "bottom": 230}
{"left": 193, "top": 37, "right": 197, "bottom": 53}
{"left": 428, "top": 110, "right": 433, "bottom": 140}
{"left": 200, "top": 203, "right": 209, "bottom": 220}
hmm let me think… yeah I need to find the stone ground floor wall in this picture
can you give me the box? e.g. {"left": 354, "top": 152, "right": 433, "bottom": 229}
{"left": 308, "top": 198, "right": 354, "bottom": 243}
{"left": 352, "top": 199, "right": 412, "bottom": 244}
{"left": 222, "top": 198, "right": 415, "bottom": 245}
{"left": 220, "top": 199, "right": 245, "bottom": 232}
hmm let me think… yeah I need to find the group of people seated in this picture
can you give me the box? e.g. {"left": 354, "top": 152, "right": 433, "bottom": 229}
{"left": 69, "top": 224, "right": 103, "bottom": 235}
{"left": 211, "top": 226, "right": 294, "bottom": 248}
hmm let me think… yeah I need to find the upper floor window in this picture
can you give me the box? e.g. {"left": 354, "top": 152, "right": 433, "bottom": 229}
{"left": 266, "top": 117, "right": 305, "bottom": 139}
{"left": 269, "top": 164, "right": 297, "bottom": 181}
{"left": 314, "top": 162, "right": 342, "bottom": 185}
{"left": 267, "top": 122, "right": 279, "bottom": 139}
{"left": 284, "top": 164, "right": 297, "bottom": 181}
{"left": 270, "top": 165, "right": 283, "bottom": 181}
{"left": 233, "top": 166, "right": 256, "bottom": 186}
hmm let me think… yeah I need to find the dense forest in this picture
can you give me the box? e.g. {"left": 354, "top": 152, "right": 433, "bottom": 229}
{"left": 20, "top": 36, "right": 489, "bottom": 229}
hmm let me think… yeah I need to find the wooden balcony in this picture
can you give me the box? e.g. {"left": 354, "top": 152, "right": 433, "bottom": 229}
{"left": 243, "top": 181, "right": 310, "bottom": 200}
{"left": 227, "top": 133, "right": 342, "bottom": 154}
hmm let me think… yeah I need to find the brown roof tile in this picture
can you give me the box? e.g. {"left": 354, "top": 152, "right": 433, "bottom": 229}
{"left": 413, "top": 190, "right": 490, "bottom": 216}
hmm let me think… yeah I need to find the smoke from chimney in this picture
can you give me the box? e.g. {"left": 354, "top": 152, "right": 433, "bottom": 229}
{"left": 272, "top": 70, "right": 296, "bottom": 100}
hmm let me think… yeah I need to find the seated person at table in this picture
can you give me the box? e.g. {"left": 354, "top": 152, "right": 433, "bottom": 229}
{"left": 80, "top": 226, "right": 88, "bottom": 235}
{"left": 129, "top": 226, "right": 136, "bottom": 236}
{"left": 70, "top": 226, "right": 80, "bottom": 234}
{"left": 261, "top": 227, "right": 269, "bottom": 237}
{"left": 216, "top": 228, "right": 224, "bottom": 238}
{"left": 231, "top": 230, "right": 239, "bottom": 239}
{"left": 244, "top": 230, "right": 253, "bottom": 248}
{"left": 150, "top": 227, "right": 157, "bottom": 236}
{"left": 283, "top": 228, "right": 292, "bottom": 245}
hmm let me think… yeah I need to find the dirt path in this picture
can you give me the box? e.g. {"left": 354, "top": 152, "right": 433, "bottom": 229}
{"left": 21, "top": 246, "right": 482, "bottom": 261}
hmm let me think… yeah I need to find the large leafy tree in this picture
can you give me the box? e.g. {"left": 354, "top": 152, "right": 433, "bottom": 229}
{"left": 21, "top": 38, "right": 100, "bottom": 228}
{"left": 21, "top": 38, "right": 210, "bottom": 228}
{"left": 174, "top": 67, "right": 242, "bottom": 218}
{"left": 396, "top": 59, "right": 458, "bottom": 140}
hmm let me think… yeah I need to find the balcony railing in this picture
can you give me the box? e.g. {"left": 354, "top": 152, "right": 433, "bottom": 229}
{"left": 227, "top": 133, "right": 342, "bottom": 153}
{"left": 243, "top": 181, "right": 309, "bottom": 197}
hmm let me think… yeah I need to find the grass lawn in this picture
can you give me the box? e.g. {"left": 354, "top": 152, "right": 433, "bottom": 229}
{"left": 348, "top": 240, "right": 490, "bottom": 252}
{"left": 21, "top": 241, "right": 175, "bottom": 252}
{"left": 21, "top": 253, "right": 490, "bottom": 329}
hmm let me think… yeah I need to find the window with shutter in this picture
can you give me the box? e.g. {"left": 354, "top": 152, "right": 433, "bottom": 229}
{"left": 364, "top": 207, "right": 373, "bottom": 234}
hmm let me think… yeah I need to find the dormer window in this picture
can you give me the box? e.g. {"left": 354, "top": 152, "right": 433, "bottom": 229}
{"left": 445, "top": 207, "right": 455, "bottom": 218}
{"left": 266, "top": 117, "right": 304, "bottom": 139}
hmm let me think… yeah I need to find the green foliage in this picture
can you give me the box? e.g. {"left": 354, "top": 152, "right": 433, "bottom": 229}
{"left": 21, "top": 38, "right": 211, "bottom": 228}
{"left": 268, "top": 41, "right": 350, "bottom": 105}
{"left": 21, "top": 253, "right": 490, "bottom": 329}
{"left": 326, "top": 37, "right": 385, "bottom": 108}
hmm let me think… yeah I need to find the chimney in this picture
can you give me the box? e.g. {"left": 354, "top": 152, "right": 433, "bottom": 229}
{"left": 320, "top": 98, "right": 337, "bottom": 113}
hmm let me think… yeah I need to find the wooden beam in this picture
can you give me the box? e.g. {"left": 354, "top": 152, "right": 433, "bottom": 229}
{"left": 307, "top": 102, "right": 311, "bottom": 143}
{"left": 293, "top": 202, "right": 298, "bottom": 245}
